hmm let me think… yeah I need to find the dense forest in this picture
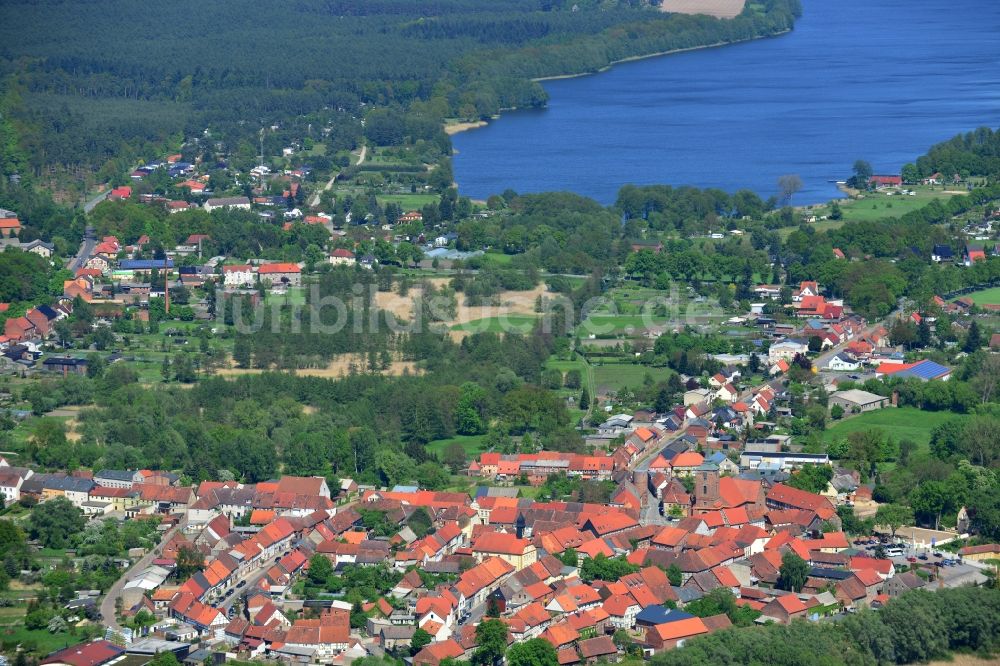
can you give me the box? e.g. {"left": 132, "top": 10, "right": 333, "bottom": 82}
{"left": 910, "top": 126, "right": 1000, "bottom": 181}
{"left": 0, "top": 0, "right": 800, "bottom": 187}
{"left": 653, "top": 587, "right": 1000, "bottom": 666}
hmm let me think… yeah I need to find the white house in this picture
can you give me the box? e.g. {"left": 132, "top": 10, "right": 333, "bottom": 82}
{"left": 715, "top": 384, "right": 739, "bottom": 403}
{"left": 826, "top": 353, "right": 861, "bottom": 372}
{"left": 768, "top": 339, "right": 809, "bottom": 363}
{"left": 204, "top": 196, "right": 251, "bottom": 212}
{"left": 222, "top": 264, "right": 254, "bottom": 287}
{"left": 683, "top": 388, "right": 712, "bottom": 406}
{"left": 329, "top": 248, "right": 356, "bottom": 266}
{"left": 21, "top": 240, "right": 55, "bottom": 258}
{"left": 0, "top": 471, "right": 23, "bottom": 504}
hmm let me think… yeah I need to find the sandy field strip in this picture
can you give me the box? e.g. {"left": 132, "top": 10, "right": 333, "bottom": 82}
{"left": 217, "top": 359, "right": 421, "bottom": 379}
{"left": 659, "top": 0, "right": 745, "bottom": 19}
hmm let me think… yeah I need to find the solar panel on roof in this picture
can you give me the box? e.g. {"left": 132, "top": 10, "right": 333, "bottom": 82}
{"left": 897, "top": 360, "right": 949, "bottom": 380}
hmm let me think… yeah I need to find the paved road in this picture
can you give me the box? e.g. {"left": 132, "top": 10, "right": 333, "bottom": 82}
{"left": 83, "top": 188, "right": 110, "bottom": 213}
{"left": 100, "top": 516, "right": 187, "bottom": 632}
{"left": 218, "top": 561, "right": 275, "bottom": 613}
{"left": 67, "top": 233, "right": 96, "bottom": 273}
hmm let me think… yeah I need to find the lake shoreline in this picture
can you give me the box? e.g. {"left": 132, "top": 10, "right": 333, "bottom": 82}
{"left": 443, "top": 29, "right": 791, "bottom": 137}
{"left": 533, "top": 30, "right": 791, "bottom": 82}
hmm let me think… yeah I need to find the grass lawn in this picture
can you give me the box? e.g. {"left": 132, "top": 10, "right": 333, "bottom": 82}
{"left": 593, "top": 362, "right": 674, "bottom": 394}
{"left": 265, "top": 286, "right": 307, "bottom": 306}
{"left": 376, "top": 193, "right": 439, "bottom": 208}
{"left": 840, "top": 186, "right": 960, "bottom": 221}
{"left": 302, "top": 143, "right": 326, "bottom": 156}
{"left": 545, "top": 358, "right": 587, "bottom": 373}
{"left": 0, "top": 625, "right": 82, "bottom": 655}
{"left": 577, "top": 314, "right": 665, "bottom": 335}
{"left": 778, "top": 218, "right": 846, "bottom": 239}
{"left": 958, "top": 287, "right": 1000, "bottom": 306}
{"left": 822, "top": 407, "right": 969, "bottom": 447}
{"left": 480, "top": 252, "right": 514, "bottom": 265}
{"left": 452, "top": 315, "right": 538, "bottom": 334}
{"left": 425, "top": 434, "right": 486, "bottom": 458}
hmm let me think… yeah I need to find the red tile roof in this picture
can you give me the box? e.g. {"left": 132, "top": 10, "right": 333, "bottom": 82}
{"left": 41, "top": 641, "right": 125, "bottom": 666}
{"left": 259, "top": 263, "right": 301, "bottom": 274}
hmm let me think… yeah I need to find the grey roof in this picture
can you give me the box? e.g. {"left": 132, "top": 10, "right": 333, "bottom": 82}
{"left": 475, "top": 486, "right": 520, "bottom": 498}
{"left": 423, "top": 560, "right": 460, "bottom": 574}
{"left": 636, "top": 606, "right": 688, "bottom": 625}
{"left": 380, "top": 625, "right": 416, "bottom": 639}
{"left": 831, "top": 389, "right": 888, "bottom": 406}
{"left": 96, "top": 469, "right": 137, "bottom": 482}
{"left": 742, "top": 451, "right": 829, "bottom": 461}
{"left": 808, "top": 567, "right": 853, "bottom": 580}
{"left": 42, "top": 357, "right": 88, "bottom": 367}
{"left": 41, "top": 475, "right": 95, "bottom": 493}
{"left": 205, "top": 196, "right": 250, "bottom": 206}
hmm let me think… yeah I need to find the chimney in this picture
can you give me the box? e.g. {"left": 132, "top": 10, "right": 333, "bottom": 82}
{"left": 891, "top": 391, "right": 898, "bottom": 407}
{"left": 163, "top": 256, "right": 170, "bottom": 314}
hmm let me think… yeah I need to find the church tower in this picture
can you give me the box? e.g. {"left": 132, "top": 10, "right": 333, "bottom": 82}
{"left": 692, "top": 462, "right": 720, "bottom": 513}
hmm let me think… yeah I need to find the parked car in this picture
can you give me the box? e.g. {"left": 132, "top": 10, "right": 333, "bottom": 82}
{"left": 906, "top": 556, "right": 918, "bottom": 563}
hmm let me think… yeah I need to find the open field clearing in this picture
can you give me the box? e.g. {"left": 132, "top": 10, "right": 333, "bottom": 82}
{"left": 593, "top": 362, "right": 675, "bottom": 395}
{"left": 375, "top": 281, "right": 550, "bottom": 333}
{"left": 659, "top": 0, "right": 745, "bottom": 18}
{"left": 822, "top": 407, "right": 969, "bottom": 448}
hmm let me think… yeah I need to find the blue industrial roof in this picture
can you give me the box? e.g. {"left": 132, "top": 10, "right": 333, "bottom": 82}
{"left": 896, "top": 360, "right": 950, "bottom": 381}
{"left": 119, "top": 259, "right": 174, "bottom": 270}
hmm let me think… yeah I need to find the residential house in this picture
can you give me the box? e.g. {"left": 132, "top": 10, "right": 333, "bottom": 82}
{"left": 203, "top": 197, "right": 251, "bottom": 212}
{"left": 94, "top": 470, "right": 143, "bottom": 489}
{"left": 826, "top": 353, "right": 861, "bottom": 372}
{"left": 222, "top": 265, "right": 254, "bottom": 288}
{"left": 760, "top": 594, "right": 808, "bottom": 624}
{"left": 471, "top": 532, "right": 538, "bottom": 571}
{"left": 329, "top": 248, "right": 356, "bottom": 266}
{"left": 258, "top": 263, "right": 302, "bottom": 288}
{"left": 768, "top": 339, "right": 809, "bottom": 363}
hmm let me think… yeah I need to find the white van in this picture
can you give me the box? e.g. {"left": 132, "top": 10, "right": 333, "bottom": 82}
{"left": 885, "top": 546, "right": 904, "bottom": 557}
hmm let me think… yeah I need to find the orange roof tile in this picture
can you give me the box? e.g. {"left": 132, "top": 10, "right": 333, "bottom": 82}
{"left": 651, "top": 617, "right": 708, "bottom": 641}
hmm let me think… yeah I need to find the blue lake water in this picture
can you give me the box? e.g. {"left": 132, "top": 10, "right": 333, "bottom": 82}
{"left": 451, "top": 0, "right": 1000, "bottom": 205}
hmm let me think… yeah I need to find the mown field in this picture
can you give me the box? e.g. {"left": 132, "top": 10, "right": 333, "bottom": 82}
{"left": 959, "top": 286, "right": 1000, "bottom": 306}
{"left": 425, "top": 434, "right": 486, "bottom": 458}
{"left": 822, "top": 407, "right": 969, "bottom": 447}
{"left": 593, "top": 362, "right": 675, "bottom": 394}
{"left": 451, "top": 315, "right": 539, "bottom": 334}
